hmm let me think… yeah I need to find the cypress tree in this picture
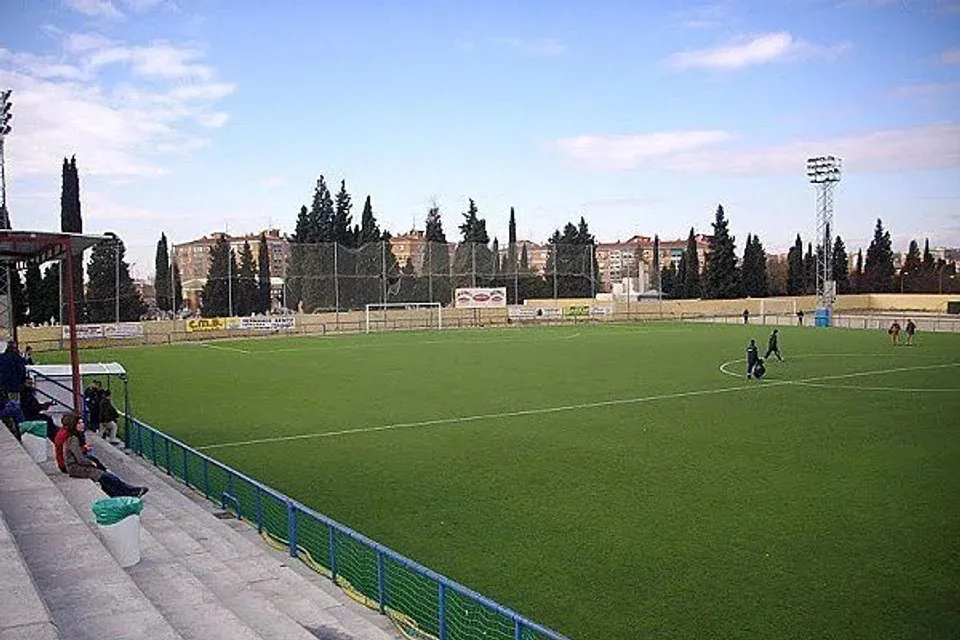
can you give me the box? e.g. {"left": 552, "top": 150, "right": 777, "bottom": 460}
{"left": 922, "top": 238, "right": 934, "bottom": 272}
{"left": 787, "top": 235, "right": 804, "bottom": 296}
{"left": 236, "top": 241, "right": 257, "bottom": 316}
{"left": 60, "top": 156, "right": 85, "bottom": 319}
{"left": 424, "top": 204, "right": 451, "bottom": 304}
{"left": 741, "top": 234, "right": 769, "bottom": 298}
{"left": 453, "top": 199, "right": 493, "bottom": 288}
{"left": 831, "top": 236, "right": 850, "bottom": 294}
{"left": 651, "top": 235, "right": 661, "bottom": 292}
{"left": 86, "top": 236, "right": 146, "bottom": 322}
{"left": 200, "top": 235, "right": 231, "bottom": 317}
{"left": 803, "top": 243, "right": 815, "bottom": 294}
{"left": 681, "top": 228, "right": 701, "bottom": 299}
{"left": 172, "top": 260, "right": 183, "bottom": 313}
{"left": 154, "top": 233, "right": 171, "bottom": 312}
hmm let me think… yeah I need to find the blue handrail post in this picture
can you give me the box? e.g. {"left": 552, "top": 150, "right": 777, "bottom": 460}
{"left": 514, "top": 618, "right": 523, "bottom": 640}
{"left": 376, "top": 550, "right": 385, "bottom": 614}
{"left": 286, "top": 500, "right": 298, "bottom": 558}
{"left": 164, "top": 438, "right": 171, "bottom": 475}
{"left": 255, "top": 488, "right": 263, "bottom": 533}
{"left": 182, "top": 447, "right": 189, "bottom": 487}
{"left": 438, "top": 583, "right": 447, "bottom": 640}
{"left": 329, "top": 526, "right": 338, "bottom": 581}
{"left": 150, "top": 429, "right": 157, "bottom": 465}
{"left": 123, "top": 381, "right": 131, "bottom": 447}
{"left": 203, "top": 458, "right": 210, "bottom": 499}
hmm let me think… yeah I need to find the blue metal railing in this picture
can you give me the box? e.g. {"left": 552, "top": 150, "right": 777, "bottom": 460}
{"left": 31, "top": 370, "right": 571, "bottom": 640}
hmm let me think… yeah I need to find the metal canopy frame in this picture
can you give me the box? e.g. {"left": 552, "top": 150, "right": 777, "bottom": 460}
{"left": 0, "top": 230, "right": 114, "bottom": 414}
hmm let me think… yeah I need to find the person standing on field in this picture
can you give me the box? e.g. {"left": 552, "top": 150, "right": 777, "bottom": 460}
{"left": 888, "top": 321, "right": 901, "bottom": 346}
{"left": 764, "top": 329, "right": 783, "bottom": 361}
{"left": 746, "top": 340, "right": 760, "bottom": 378}
{"left": 905, "top": 319, "right": 916, "bottom": 346}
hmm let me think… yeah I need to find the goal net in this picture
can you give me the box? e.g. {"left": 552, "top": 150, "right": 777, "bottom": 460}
{"left": 365, "top": 302, "right": 442, "bottom": 334}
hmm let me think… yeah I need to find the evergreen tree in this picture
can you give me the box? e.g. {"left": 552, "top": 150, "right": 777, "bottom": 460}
{"left": 352, "top": 195, "right": 389, "bottom": 308}
{"left": 424, "top": 204, "right": 451, "bottom": 304}
{"left": 60, "top": 156, "right": 86, "bottom": 319}
{"left": 660, "top": 262, "right": 677, "bottom": 298}
{"left": 831, "top": 236, "right": 850, "bottom": 294}
{"left": 651, "top": 235, "right": 661, "bottom": 292}
{"left": 86, "top": 236, "right": 146, "bottom": 322}
{"left": 492, "top": 238, "right": 501, "bottom": 275}
{"left": 25, "top": 263, "right": 44, "bottom": 325}
{"left": 544, "top": 218, "right": 596, "bottom": 298}
{"left": 681, "top": 228, "right": 701, "bottom": 299}
{"left": 852, "top": 249, "right": 863, "bottom": 293}
{"left": 922, "top": 238, "right": 934, "bottom": 272}
{"left": 154, "top": 233, "right": 171, "bottom": 312}
{"left": 803, "top": 243, "right": 815, "bottom": 294}
{"left": 172, "top": 260, "right": 183, "bottom": 313}
{"left": 333, "top": 180, "right": 355, "bottom": 246}
{"left": 864, "top": 218, "right": 895, "bottom": 293}
{"left": 703, "top": 205, "right": 740, "bottom": 299}
{"left": 767, "top": 255, "right": 788, "bottom": 297}
{"left": 741, "top": 234, "right": 769, "bottom": 298}
{"left": 787, "top": 235, "right": 804, "bottom": 296}
{"left": 235, "top": 241, "right": 257, "bottom": 316}
{"left": 257, "top": 232, "right": 272, "bottom": 313}
{"left": 519, "top": 244, "right": 529, "bottom": 272}
{"left": 37, "top": 264, "right": 60, "bottom": 324}
{"left": 903, "top": 239, "right": 922, "bottom": 272}
{"left": 504, "top": 207, "right": 518, "bottom": 276}
{"left": 200, "top": 235, "right": 231, "bottom": 317}
{"left": 10, "top": 269, "right": 25, "bottom": 327}
{"left": 453, "top": 199, "right": 493, "bottom": 288}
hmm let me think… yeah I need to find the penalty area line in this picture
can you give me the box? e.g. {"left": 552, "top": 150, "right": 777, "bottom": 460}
{"left": 198, "top": 343, "right": 251, "bottom": 354}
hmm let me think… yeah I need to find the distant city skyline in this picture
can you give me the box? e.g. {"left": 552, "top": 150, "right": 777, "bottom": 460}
{"left": 1, "top": 0, "right": 958, "bottom": 278}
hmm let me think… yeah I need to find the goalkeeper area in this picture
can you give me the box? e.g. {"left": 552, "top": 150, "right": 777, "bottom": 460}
{"left": 43, "top": 323, "right": 960, "bottom": 639}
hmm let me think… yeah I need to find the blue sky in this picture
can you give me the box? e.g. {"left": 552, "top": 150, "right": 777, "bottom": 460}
{"left": 1, "top": 0, "right": 958, "bottom": 277}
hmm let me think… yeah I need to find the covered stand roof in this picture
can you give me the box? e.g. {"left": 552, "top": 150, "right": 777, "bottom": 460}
{"left": 0, "top": 230, "right": 113, "bottom": 269}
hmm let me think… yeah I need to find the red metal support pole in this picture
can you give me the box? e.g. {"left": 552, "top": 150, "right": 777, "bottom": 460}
{"left": 63, "top": 239, "right": 82, "bottom": 414}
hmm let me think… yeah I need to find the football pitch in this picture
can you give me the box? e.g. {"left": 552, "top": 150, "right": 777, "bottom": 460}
{"left": 45, "top": 322, "right": 960, "bottom": 639}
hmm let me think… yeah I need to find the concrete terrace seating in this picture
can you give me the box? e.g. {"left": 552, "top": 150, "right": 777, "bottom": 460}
{"left": 0, "top": 506, "right": 59, "bottom": 639}
{"left": 1, "top": 427, "right": 401, "bottom": 640}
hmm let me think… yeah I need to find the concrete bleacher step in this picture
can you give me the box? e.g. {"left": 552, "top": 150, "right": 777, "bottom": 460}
{"left": 88, "top": 441, "right": 401, "bottom": 640}
{"left": 0, "top": 430, "right": 184, "bottom": 640}
{"left": 0, "top": 508, "right": 60, "bottom": 640}
{"left": 47, "top": 467, "right": 269, "bottom": 640}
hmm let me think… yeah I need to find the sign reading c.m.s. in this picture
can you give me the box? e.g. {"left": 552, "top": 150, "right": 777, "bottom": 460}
{"left": 185, "top": 318, "right": 228, "bottom": 333}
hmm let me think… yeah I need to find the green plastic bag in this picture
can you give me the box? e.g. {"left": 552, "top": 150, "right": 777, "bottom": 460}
{"left": 92, "top": 497, "right": 143, "bottom": 526}
{"left": 19, "top": 421, "right": 48, "bottom": 438}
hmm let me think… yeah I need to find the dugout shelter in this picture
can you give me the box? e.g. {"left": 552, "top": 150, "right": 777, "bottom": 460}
{"left": 0, "top": 230, "right": 115, "bottom": 413}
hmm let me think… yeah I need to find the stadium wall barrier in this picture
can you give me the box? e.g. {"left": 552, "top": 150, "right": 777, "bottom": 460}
{"left": 17, "top": 294, "right": 960, "bottom": 352}
{"left": 29, "top": 371, "right": 572, "bottom": 640}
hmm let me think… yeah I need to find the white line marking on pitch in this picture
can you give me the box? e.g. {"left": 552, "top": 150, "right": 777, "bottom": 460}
{"left": 199, "top": 343, "right": 251, "bottom": 354}
{"left": 196, "top": 361, "right": 959, "bottom": 451}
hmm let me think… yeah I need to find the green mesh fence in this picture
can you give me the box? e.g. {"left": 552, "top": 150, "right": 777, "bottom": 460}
{"left": 127, "top": 418, "right": 570, "bottom": 640}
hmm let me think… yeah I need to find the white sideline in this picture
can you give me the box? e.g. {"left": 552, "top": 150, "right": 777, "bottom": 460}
{"left": 196, "top": 361, "right": 960, "bottom": 451}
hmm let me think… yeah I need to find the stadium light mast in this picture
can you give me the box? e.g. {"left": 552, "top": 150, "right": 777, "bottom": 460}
{"left": 1, "top": 89, "right": 13, "bottom": 229}
{"left": 806, "top": 155, "right": 841, "bottom": 309}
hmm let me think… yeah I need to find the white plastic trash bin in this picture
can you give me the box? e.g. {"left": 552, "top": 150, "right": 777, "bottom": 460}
{"left": 21, "top": 434, "right": 49, "bottom": 463}
{"left": 97, "top": 514, "right": 141, "bottom": 567}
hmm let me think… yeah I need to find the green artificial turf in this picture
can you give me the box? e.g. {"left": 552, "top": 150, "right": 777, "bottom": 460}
{"left": 39, "top": 323, "right": 960, "bottom": 639}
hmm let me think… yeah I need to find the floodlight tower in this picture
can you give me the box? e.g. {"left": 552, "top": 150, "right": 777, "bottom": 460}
{"left": 806, "top": 155, "right": 841, "bottom": 309}
{"left": 0, "top": 89, "right": 12, "bottom": 229}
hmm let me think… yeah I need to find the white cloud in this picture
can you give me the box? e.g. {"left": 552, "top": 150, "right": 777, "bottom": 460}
{"left": 261, "top": 176, "right": 286, "bottom": 188}
{"left": 64, "top": 0, "right": 123, "bottom": 19}
{"left": 667, "top": 31, "right": 850, "bottom": 70}
{"left": 940, "top": 47, "right": 960, "bottom": 65}
{"left": 553, "top": 124, "right": 960, "bottom": 174}
{"left": 553, "top": 131, "right": 735, "bottom": 170}
{"left": 492, "top": 37, "right": 567, "bottom": 56}
{"left": 664, "top": 124, "right": 960, "bottom": 174}
{"left": 890, "top": 81, "right": 960, "bottom": 98}
{"left": 0, "top": 32, "right": 231, "bottom": 180}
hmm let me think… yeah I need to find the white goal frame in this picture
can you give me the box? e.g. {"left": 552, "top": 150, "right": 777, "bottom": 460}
{"left": 364, "top": 302, "right": 443, "bottom": 334}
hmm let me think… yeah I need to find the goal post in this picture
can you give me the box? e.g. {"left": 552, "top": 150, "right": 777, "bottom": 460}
{"left": 365, "top": 302, "right": 443, "bottom": 334}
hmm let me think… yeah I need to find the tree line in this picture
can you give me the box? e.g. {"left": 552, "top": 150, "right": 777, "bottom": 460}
{"left": 11, "top": 160, "right": 960, "bottom": 325}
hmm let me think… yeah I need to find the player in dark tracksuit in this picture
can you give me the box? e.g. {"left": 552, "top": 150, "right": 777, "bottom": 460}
{"left": 746, "top": 340, "right": 760, "bottom": 378}
{"left": 764, "top": 329, "right": 783, "bottom": 361}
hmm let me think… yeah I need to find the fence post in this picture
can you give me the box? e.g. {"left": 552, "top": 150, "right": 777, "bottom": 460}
{"left": 376, "top": 550, "right": 385, "bottom": 614}
{"left": 286, "top": 500, "right": 298, "bottom": 558}
{"left": 182, "top": 448, "right": 189, "bottom": 486}
{"left": 203, "top": 457, "right": 210, "bottom": 498}
{"left": 164, "top": 438, "right": 171, "bottom": 475}
{"left": 255, "top": 487, "right": 263, "bottom": 533}
{"left": 438, "top": 582, "right": 447, "bottom": 640}
{"left": 329, "top": 526, "right": 338, "bottom": 580}
{"left": 150, "top": 429, "right": 157, "bottom": 465}
{"left": 514, "top": 618, "right": 523, "bottom": 640}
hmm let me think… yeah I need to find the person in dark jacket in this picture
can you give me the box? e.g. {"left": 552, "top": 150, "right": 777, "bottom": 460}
{"left": 99, "top": 389, "right": 121, "bottom": 444}
{"left": 20, "top": 378, "right": 57, "bottom": 440}
{"left": 83, "top": 380, "right": 103, "bottom": 433}
{"left": 764, "top": 329, "right": 784, "bottom": 361}
{"left": 0, "top": 386, "right": 26, "bottom": 441}
{"left": 746, "top": 340, "right": 760, "bottom": 378}
{"left": 0, "top": 342, "right": 27, "bottom": 394}
{"left": 63, "top": 414, "right": 146, "bottom": 498}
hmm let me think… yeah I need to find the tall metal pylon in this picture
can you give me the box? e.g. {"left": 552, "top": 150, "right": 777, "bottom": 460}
{"left": 806, "top": 156, "right": 842, "bottom": 308}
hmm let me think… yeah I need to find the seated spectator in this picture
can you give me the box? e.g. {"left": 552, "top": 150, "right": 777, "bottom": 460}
{"left": 23, "top": 345, "right": 34, "bottom": 366}
{"left": 20, "top": 378, "right": 57, "bottom": 441}
{"left": 0, "top": 386, "right": 26, "bottom": 441}
{"left": 62, "top": 413, "right": 147, "bottom": 498}
{"left": 99, "top": 389, "right": 122, "bottom": 445}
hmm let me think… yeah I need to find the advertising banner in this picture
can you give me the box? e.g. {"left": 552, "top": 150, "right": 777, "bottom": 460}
{"left": 226, "top": 316, "right": 296, "bottom": 331}
{"left": 62, "top": 323, "right": 144, "bottom": 340}
{"left": 507, "top": 306, "right": 538, "bottom": 320}
{"left": 185, "top": 318, "right": 228, "bottom": 333}
{"left": 455, "top": 288, "right": 508, "bottom": 309}
{"left": 564, "top": 305, "right": 590, "bottom": 317}
{"left": 590, "top": 306, "right": 614, "bottom": 317}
